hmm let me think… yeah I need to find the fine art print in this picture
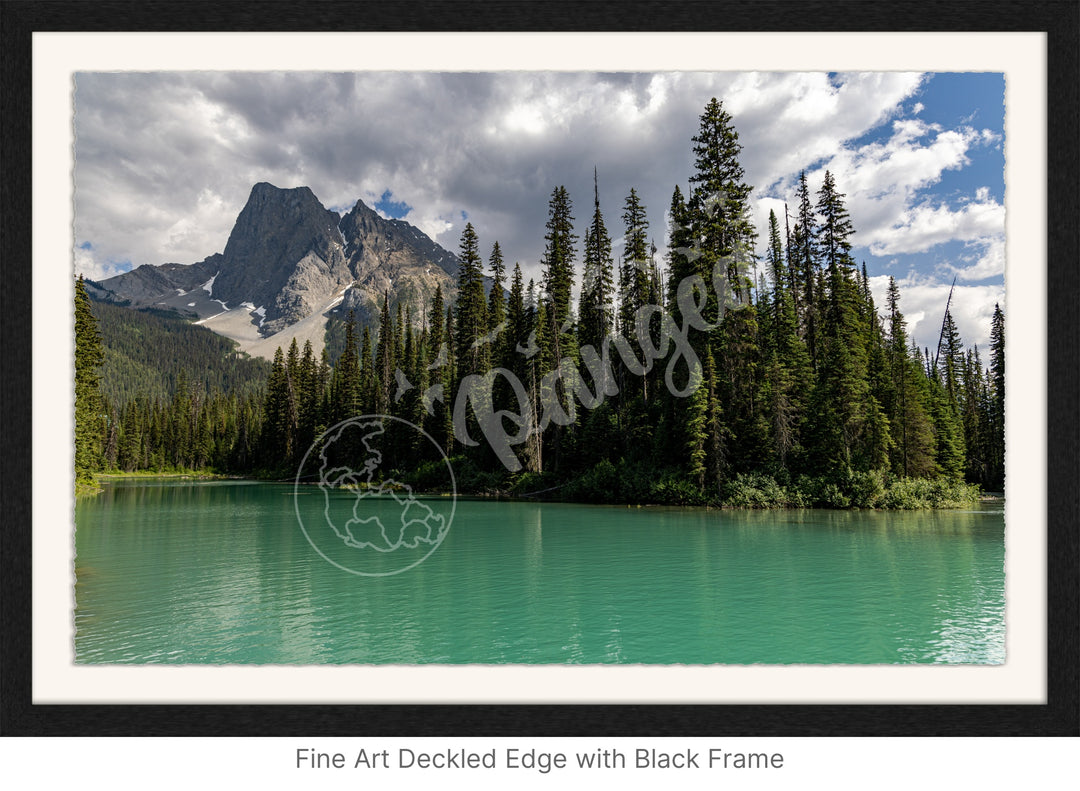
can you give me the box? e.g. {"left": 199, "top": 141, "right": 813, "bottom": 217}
{"left": 72, "top": 71, "right": 1006, "bottom": 666}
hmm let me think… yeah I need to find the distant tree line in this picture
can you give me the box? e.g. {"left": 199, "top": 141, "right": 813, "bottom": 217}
{"left": 75, "top": 98, "right": 1005, "bottom": 507}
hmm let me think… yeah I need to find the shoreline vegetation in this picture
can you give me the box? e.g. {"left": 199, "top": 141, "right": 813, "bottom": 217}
{"left": 418, "top": 464, "right": 985, "bottom": 510}
{"left": 77, "top": 470, "right": 231, "bottom": 497}
{"left": 86, "top": 465, "right": 984, "bottom": 510}
{"left": 95, "top": 471, "right": 231, "bottom": 479}
{"left": 75, "top": 98, "right": 1005, "bottom": 511}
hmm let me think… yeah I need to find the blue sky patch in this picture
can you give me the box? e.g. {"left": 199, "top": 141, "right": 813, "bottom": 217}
{"left": 374, "top": 189, "right": 411, "bottom": 219}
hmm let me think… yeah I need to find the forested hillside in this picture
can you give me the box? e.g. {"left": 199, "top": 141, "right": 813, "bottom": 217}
{"left": 90, "top": 299, "right": 270, "bottom": 404}
{"left": 75, "top": 97, "right": 1005, "bottom": 507}
{"left": 75, "top": 297, "right": 270, "bottom": 476}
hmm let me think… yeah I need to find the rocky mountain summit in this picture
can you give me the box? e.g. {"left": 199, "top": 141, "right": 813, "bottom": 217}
{"left": 95, "top": 183, "right": 462, "bottom": 357}
{"left": 211, "top": 183, "right": 352, "bottom": 334}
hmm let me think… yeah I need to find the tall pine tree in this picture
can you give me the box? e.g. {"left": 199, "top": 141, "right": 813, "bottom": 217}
{"left": 75, "top": 276, "right": 105, "bottom": 485}
{"left": 988, "top": 303, "right": 1005, "bottom": 490}
{"left": 580, "top": 168, "right": 615, "bottom": 352}
{"left": 487, "top": 241, "right": 507, "bottom": 356}
{"left": 688, "top": 97, "right": 756, "bottom": 302}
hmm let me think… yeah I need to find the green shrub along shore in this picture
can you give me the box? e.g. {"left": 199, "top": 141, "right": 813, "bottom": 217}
{"left": 76, "top": 470, "right": 233, "bottom": 497}
{"left": 406, "top": 457, "right": 983, "bottom": 510}
{"left": 81, "top": 461, "right": 981, "bottom": 511}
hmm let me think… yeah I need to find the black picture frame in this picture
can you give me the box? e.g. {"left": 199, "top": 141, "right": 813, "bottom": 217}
{"left": 1, "top": 0, "right": 1076, "bottom": 737}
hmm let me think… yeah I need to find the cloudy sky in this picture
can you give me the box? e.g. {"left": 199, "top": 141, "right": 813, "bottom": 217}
{"left": 73, "top": 70, "right": 1005, "bottom": 350}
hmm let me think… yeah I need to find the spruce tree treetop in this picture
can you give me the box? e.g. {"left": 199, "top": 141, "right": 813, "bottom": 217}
{"left": 665, "top": 185, "right": 691, "bottom": 283}
{"left": 620, "top": 188, "right": 651, "bottom": 332}
{"left": 766, "top": 209, "right": 786, "bottom": 314}
{"left": 990, "top": 303, "right": 1005, "bottom": 401}
{"left": 687, "top": 97, "right": 756, "bottom": 300}
{"left": 428, "top": 283, "right": 445, "bottom": 353}
{"left": 487, "top": 241, "right": 506, "bottom": 332}
{"left": 815, "top": 170, "right": 855, "bottom": 274}
{"left": 795, "top": 171, "right": 817, "bottom": 267}
{"left": 580, "top": 167, "right": 615, "bottom": 351}
{"left": 375, "top": 291, "right": 396, "bottom": 413}
{"left": 486, "top": 241, "right": 508, "bottom": 364}
{"left": 506, "top": 263, "right": 526, "bottom": 342}
{"left": 886, "top": 276, "right": 907, "bottom": 347}
{"left": 74, "top": 275, "right": 106, "bottom": 485}
{"left": 988, "top": 303, "right": 1005, "bottom": 490}
{"left": 504, "top": 262, "right": 528, "bottom": 377}
{"left": 939, "top": 309, "right": 965, "bottom": 404}
{"left": 689, "top": 98, "right": 753, "bottom": 215}
{"left": 541, "top": 186, "right": 578, "bottom": 333}
{"left": 455, "top": 222, "right": 489, "bottom": 377}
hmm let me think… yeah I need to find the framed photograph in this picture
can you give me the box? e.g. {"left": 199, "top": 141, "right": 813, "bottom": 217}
{"left": 2, "top": 2, "right": 1076, "bottom": 738}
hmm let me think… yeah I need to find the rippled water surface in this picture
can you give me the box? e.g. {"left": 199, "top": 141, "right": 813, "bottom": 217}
{"left": 74, "top": 480, "right": 1005, "bottom": 664}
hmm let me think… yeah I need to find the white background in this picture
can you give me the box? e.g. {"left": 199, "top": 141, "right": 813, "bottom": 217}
{"left": 3, "top": 738, "right": 1076, "bottom": 788}
{"left": 11, "top": 29, "right": 1066, "bottom": 786}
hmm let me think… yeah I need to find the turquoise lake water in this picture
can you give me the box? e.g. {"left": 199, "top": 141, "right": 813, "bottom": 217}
{"left": 74, "top": 479, "right": 1005, "bottom": 664}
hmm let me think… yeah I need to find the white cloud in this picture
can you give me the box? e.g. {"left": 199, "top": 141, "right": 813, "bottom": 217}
{"left": 72, "top": 70, "right": 1001, "bottom": 311}
{"left": 747, "top": 108, "right": 1004, "bottom": 292}
{"left": 503, "top": 102, "right": 548, "bottom": 135}
{"left": 806, "top": 120, "right": 998, "bottom": 249}
{"left": 750, "top": 197, "right": 790, "bottom": 251}
{"left": 73, "top": 72, "right": 924, "bottom": 281}
{"left": 868, "top": 274, "right": 1003, "bottom": 352}
{"left": 948, "top": 236, "right": 1005, "bottom": 282}
{"left": 724, "top": 72, "right": 925, "bottom": 192}
{"left": 867, "top": 197, "right": 1004, "bottom": 256}
{"left": 74, "top": 245, "right": 130, "bottom": 282}
{"left": 161, "top": 189, "right": 234, "bottom": 261}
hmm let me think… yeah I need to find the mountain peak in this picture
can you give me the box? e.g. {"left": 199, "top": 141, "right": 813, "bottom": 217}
{"left": 247, "top": 181, "right": 324, "bottom": 204}
{"left": 211, "top": 183, "right": 347, "bottom": 333}
{"left": 95, "top": 183, "right": 463, "bottom": 358}
{"left": 231, "top": 182, "right": 333, "bottom": 235}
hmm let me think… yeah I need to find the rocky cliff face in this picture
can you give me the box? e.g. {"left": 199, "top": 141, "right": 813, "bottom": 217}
{"left": 97, "top": 182, "right": 462, "bottom": 341}
{"left": 334, "top": 198, "right": 459, "bottom": 328}
{"left": 213, "top": 183, "right": 352, "bottom": 334}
